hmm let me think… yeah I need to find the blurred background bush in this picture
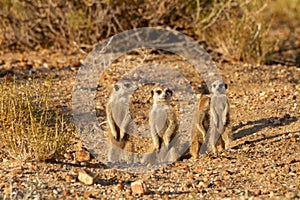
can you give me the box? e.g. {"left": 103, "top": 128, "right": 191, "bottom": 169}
{"left": 0, "top": 0, "right": 299, "bottom": 64}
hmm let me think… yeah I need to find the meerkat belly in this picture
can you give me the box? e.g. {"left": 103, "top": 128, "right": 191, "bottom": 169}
{"left": 150, "top": 105, "right": 169, "bottom": 136}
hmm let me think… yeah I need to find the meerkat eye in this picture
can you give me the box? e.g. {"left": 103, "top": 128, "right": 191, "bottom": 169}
{"left": 156, "top": 90, "right": 162, "bottom": 95}
{"left": 114, "top": 84, "right": 120, "bottom": 91}
{"left": 212, "top": 84, "right": 216, "bottom": 88}
{"left": 124, "top": 83, "right": 131, "bottom": 88}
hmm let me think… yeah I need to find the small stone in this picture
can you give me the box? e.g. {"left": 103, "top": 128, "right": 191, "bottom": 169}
{"left": 203, "top": 177, "right": 209, "bottom": 182}
{"left": 254, "top": 189, "right": 261, "bottom": 195}
{"left": 290, "top": 137, "right": 296, "bottom": 142}
{"left": 76, "top": 149, "right": 91, "bottom": 162}
{"left": 198, "top": 181, "right": 206, "bottom": 188}
{"left": 78, "top": 169, "right": 95, "bottom": 185}
{"left": 65, "top": 174, "right": 77, "bottom": 183}
{"left": 4, "top": 187, "right": 12, "bottom": 195}
{"left": 146, "top": 163, "right": 152, "bottom": 169}
{"left": 83, "top": 192, "right": 93, "bottom": 199}
{"left": 195, "top": 166, "right": 202, "bottom": 173}
{"left": 125, "top": 188, "right": 132, "bottom": 198}
{"left": 116, "top": 182, "right": 124, "bottom": 191}
{"left": 63, "top": 190, "right": 71, "bottom": 196}
{"left": 269, "top": 191, "right": 275, "bottom": 198}
{"left": 131, "top": 180, "right": 147, "bottom": 195}
{"left": 285, "top": 192, "right": 296, "bottom": 199}
{"left": 10, "top": 169, "right": 22, "bottom": 176}
{"left": 154, "top": 190, "right": 161, "bottom": 195}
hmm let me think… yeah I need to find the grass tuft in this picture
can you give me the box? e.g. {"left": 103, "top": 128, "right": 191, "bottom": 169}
{"left": 0, "top": 78, "right": 73, "bottom": 162}
{"left": 197, "top": 0, "right": 274, "bottom": 64}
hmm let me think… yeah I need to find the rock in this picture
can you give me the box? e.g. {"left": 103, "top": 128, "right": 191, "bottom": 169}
{"left": 3, "top": 187, "right": 12, "bottom": 196}
{"left": 125, "top": 188, "right": 132, "bottom": 199}
{"left": 83, "top": 192, "right": 93, "bottom": 199}
{"left": 63, "top": 190, "right": 71, "bottom": 196}
{"left": 131, "top": 180, "right": 147, "bottom": 195}
{"left": 254, "top": 189, "right": 261, "bottom": 195}
{"left": 285, "top": 192, "right": 296, "bottom": 199}
{"left": 65, "top": 174, "right": 77, "bottom": 183}
{"left": 116, "top": 182, "right": 124, "bottom": 191}
{"left": 76, "top": 149, "right": 91, "bottom": 162}
{"left": 78, "top": 169, "right": 96, "bottom": 185}
{"left": 198, "top": 181, "right": 207, "bottom": 188}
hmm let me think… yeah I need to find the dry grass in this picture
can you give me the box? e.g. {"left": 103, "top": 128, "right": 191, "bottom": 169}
{"left": 196, "top": 0, "right": 273, "bottom": 63}
{"left": 0, "top": 0, "right": 298, "bottom": 64}
{"left": 0, "top": 78, "right": 73, "bottom": 162}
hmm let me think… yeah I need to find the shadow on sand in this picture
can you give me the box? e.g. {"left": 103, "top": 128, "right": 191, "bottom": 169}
{"left": 231, "top": 114, "right": 298, "bottom": 148}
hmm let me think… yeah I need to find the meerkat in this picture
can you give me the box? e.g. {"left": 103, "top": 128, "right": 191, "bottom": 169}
{"left": 143, "top": 85, "right": 179, "bottom": 163}
{"left": 190, "top": 95, "right": 210, "bottom": 159}
{"left": 190, "top": 80, "right": 231, "bottom": 158}
{"left": 106, "top": 81, "right": 137, "bottom": 163}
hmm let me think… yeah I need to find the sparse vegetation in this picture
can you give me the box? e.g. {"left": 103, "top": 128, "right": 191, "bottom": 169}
{"left": 0, "top": 0, "right": 298, "bottom": 64}
{"left": 0, "top": 0, "right": 299, "bottom": 199}
{"left": 0, "top": 78, "right": 73, "bottom": 162}
{"left": 198, "top": 0, "right": 274, "bottom": 63}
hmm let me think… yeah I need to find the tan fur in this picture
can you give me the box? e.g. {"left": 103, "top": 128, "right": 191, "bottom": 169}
{"left": 190, "top": 94, "right": 210, "bottom": 159}
{"left": 106, "top": 82, "right": 136, "bottom": 163}
{"left": 143, "top": 86, "right": 179, "bottom": 163}
{"left": 190, "top": 80, "right": 231, "bottom": 158}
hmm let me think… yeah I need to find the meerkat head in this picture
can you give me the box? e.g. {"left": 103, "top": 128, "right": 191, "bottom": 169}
{"left": 151, "top": 86, "right": 173, "bottom": 103}
{"left": 211, "top": 80, "right": 227, "bottom": 94}
{"left": 112, "top": 81, "right": 137, "bottom": 96}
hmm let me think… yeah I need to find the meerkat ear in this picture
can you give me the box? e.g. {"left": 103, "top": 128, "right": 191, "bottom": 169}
{"left": 151, "top": 90, "right": 154, "bottom": 97}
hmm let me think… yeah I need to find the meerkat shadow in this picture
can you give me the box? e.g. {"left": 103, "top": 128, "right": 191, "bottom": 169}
{"left": 231, "top": 115, "right": 298, "bottom": 141}
{"left": 141, "top": 147, "right": 173, "bottom": 165}
{"left": 141, "top": 141, "right": 189, "bottom": 164}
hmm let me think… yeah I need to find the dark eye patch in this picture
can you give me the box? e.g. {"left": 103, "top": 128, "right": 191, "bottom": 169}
{"left": 156, "top": 90, "right": 162, "bottom": 95}
{"left": 166, "top": 89, "right": 172, "bottom": 96}
{"left": 124, "top": 83, "right": 131, "bottom": 88}
{"left": 114, "top": 84, "right": 120, "bottom": 91}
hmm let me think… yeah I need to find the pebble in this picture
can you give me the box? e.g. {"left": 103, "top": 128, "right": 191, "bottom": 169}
{"left": 76, "top": 149, "right": 91, "bottom": 162}
{"left": 115, "top": 182, "right": 124, "bottom": 191}
{"left": 285, "top": 192, "right": 296, "bottom": 199}
{"left": 131, "top": 180, "right": 147, "bottom": 195}
{"left": 63, "top": 190, "right": 71, "bottom": 196}
{"left": 83, "top": 192, "right": 93, "bottom": 199}
{"left": 254, "top": 189, "right": 261, "bottom": 195}
{"left": 78, "top": 169, "right": 96, "bottom": 185}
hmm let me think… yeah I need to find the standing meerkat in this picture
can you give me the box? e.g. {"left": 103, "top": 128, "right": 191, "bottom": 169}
{"left": 190, "top": 95, "right": 210, "bottom": 159}
{"left": 106, "top": 82, "right": 136, "bottom": 163}
{"left": 143, "top": 85, "right": 179, "bottom": 163}
{"left": 190, "top": 80, "right": 231, "bottom": 158}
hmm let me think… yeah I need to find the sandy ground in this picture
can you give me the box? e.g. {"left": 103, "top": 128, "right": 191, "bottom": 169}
{"left": 0, "top": 50, "right": 299, "bottom": 199}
